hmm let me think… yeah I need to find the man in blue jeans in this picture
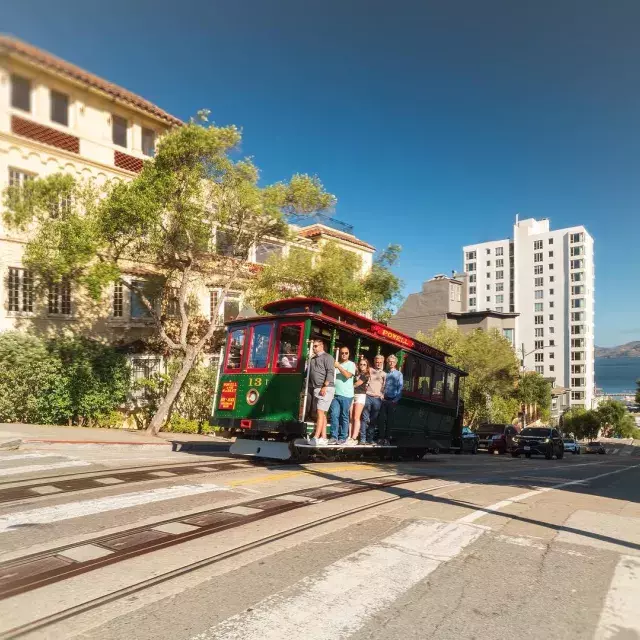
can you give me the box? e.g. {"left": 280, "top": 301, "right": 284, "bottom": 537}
{"left": 361, "top": 354, "right": 386, "bottom": 445}
{"left": 378, "top": 354, "right": 403, "bottom": 445}
{"left": 328, "top": 346, "right": 356, "bottom": 445}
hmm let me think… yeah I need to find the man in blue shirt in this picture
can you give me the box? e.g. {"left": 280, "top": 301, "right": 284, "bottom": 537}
{"left": 378, "top": 354, "right": 403, "bottom": 445}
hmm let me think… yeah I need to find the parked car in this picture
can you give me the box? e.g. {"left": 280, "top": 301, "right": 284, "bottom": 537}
{"left": 563, "top": 437, "right": 581, "bottom": 455}
{"left": 477, "top": 423, "right": 519, "bottom": 453}
{"left": 585, "top": 441, "right": 606, "bottom": 455}
{"left": 511, "top": 427, "right": 564, "bottom": 459}
{"left": 461, "top": 427, "right": 479, "bottom": 454}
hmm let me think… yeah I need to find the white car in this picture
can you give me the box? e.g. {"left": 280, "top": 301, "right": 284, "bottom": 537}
{"left": 563, "top": 437, "right": 581, "bottom": 455}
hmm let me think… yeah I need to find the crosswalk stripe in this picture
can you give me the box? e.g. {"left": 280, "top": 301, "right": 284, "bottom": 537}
{"left": 0, "top": 461, "right": 92, "bottom": 477}
{"left": 191, "top": 520, "right": 484, "bottom": 640}
{"left": 0, "top": 484, "right": 229, "bottom": 533}
{"left": 594, "top": 555, "right": 640, "bottom": 639}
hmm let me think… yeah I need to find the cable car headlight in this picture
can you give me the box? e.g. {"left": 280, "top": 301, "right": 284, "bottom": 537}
{"left": 246, "top": 389, "right": 260, "bottom": 406}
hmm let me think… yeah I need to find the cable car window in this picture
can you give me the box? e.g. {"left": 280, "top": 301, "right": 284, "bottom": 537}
{"left": 275, "top": 323, "right": 303, "bottom": 371}
{"left": 432, "top": 366, "right": 445, "bottom": 402}
{"left": 445, "top": 371, "right": 457, "bottom": 405}
{"left": 419, "top": 361, "right": 433, "bottom": 399}
{"left": 403, "top": 354, "right": 419, "bottom": 392}
{"left": 247, "top": 324, "right": 273, "bottom": 371}
{"left": 224, "top": 328, "right": 246, "bottom": 371}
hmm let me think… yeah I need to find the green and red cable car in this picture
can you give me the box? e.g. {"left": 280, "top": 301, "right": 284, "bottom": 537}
{"left": 211, "top": 298, "right": 467, "bottom": 460}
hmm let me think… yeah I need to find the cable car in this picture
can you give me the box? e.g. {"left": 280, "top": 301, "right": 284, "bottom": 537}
{"left": 211, "top": 298, "right": 467, "bottom": 460}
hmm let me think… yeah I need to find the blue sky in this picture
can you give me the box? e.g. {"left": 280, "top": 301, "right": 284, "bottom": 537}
{"left": 4, "top": 0, "right": 639, "bottom": 346}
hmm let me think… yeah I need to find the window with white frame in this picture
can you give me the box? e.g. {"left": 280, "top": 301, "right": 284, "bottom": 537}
{"left": 254, "top": 242, "right": 283, "bottom": 264}
{"left": 549, "top": 352, "right": 554, "bottom": 358}
{"left": 534, "top": 315, "right": 543, "bottom": 325}
{"left": 486, "top": 260, "right": 491, "bottom": 267}
{"left": 548, "top": 238, "right": 553, "bottom": 245}
{"left": 571, "top": 378, "right": 585, "bottom": 387}
{"left": 535, "top": 365, "right": 544, "bottom": 374}
{"left": 496, "top": 259, "right": 504, "bottom": 268}
{"left": 549, "top": 288, "right": 554, "bottom": 295}
{"left": 48, "top": 280, "right": 71, "bottom": 315}
{"left": 549, "top": 301, "right": 554, "bottom": 308}
{"left": 486, "top": 272, "right": 491, "bottom": 279}
{"left": 571, "top": 311, "right": 585, "bottom": 321}
{"left": 571, "top": 272, "right": 584, "bottom": 282}
{"left": 534, "top": 252, "right": 543, "bottom": 262}
{"left": 496, "top": 307, "right": 503, "bottom": 312}
{"left": 496, "top": 270, "right": 504, "bottom": 280}
{"left": 469, "top": 286, "right": 476, "bottom": 294}
{"left": 486, "top": 284, "right": 491, "bottom": 290}
{"left": 535, "top": 353, "right": 544, "bottom": 362}
{"left": 11, "top": 74, "right": 31, "bottom": 111}
{"left": 549, "top": 275, "right": 554, "bottom": 282}
{"left": 534, "top": 265, "right": 543, "bottom": 275}
{"left": 535, "top": 328, "right": 544, "bottom": 337}
{"left": 572, "top": 364, "right": 585, "bottom": 374}
{"left": 113, "top": 282, "right": 123, "bottom": 317}
{"left": 534, "top": 303, "right": 543, "bottom": 312}
{"left": 496, "top": 247, "right": 504, "bottom": 256}
{"left": 571, "top": 338, "right": 585, "bottom": 348}
{"left": 535, "top": 340, "right": 543, "bottom": 349}
{"left": 571, "top": 298, "right": 585, "bottom": 309}
{"left": 496, "top": 283, "right": 504, "bottom": 292}
{"left": 571, "top": 325, "right": 585, "bottom": 335}
{"left": 570, "top": 246, "right": 584, "bottom": 256}
{"left": 486, "top": 296, "right": 491, "bottom": 302}
{"left": 549, "top": 365, "right": 555, "bottom": 372}
{"left": 571, "top": 259, "right": 584, "bottom": 269}
{"left": 466, "top": 263, "right": 476, "bottom": 272}
{"left": 571, "top": 285, "right": 585, "bottom": 295}
{"left": 112, "top": 115, "right": 128, "bottom": 148}
{"left": 572, "top": 391, "right": 584, "bottom": 401}
{"left": 465, "top": 251, "right": 476, "bottom": 260}
{"left": 571, "top": 351, "right": 585, "bottom": 361}
{"left": 496, "top": 294, "right": 504, "bottom": 303}
{"left": 7, "top": 267, "right": 34, "bottom": 313}
{"left": 534, "top": 290, "right": 543, "bottom": 299}
{"left": 469, "top": 274, "right": 476, "bottom": 283}
{"left": 534, "top": 277, "right": 543, "bottom": 287}
{"left": 50, "top": 90, "right": 69, "bottom": 126}
{"left": 548, "top": 263, "right": 554, "bottom": 270}
{"left": 142, "top": 128, "right": 156, "bottom": 157}
{"left": 548, "top": 251, "right": 553, "bottom": 258}
{"left": 570, "top": 232, "right": 584, "bottom": 243}
{"left": 469, "top": 297, "right": 476, "bottom": 307}
{"left": 549, "top": 314, "right": 554, "bottom": 321}
{"left": 534, "top": 240, "right": 543, "bottom": 250}
{"left": 549, "top": 326, "right": 554, "bottom": 334}
{"left": 486, "top": 248, "right": 491, "bottom": 254}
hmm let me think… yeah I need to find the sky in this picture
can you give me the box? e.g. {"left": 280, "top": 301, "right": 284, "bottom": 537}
{"left": 4, "top": 0, "right": 639, "bottom": 346}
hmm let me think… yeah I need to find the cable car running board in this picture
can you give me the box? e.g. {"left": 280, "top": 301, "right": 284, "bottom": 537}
{"left": 229, "top": 439, "right": 293, "bottom": 460}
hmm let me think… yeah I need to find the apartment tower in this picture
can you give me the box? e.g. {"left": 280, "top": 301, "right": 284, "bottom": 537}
{"left": 462, "top": 218, "right": 595, "bottom": 409}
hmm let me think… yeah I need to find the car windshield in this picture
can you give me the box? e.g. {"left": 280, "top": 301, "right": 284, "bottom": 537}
{"left": 477, "top": 425, "right": 503, "bottom": 434}
{"left": 462, "top": 427, "right": 473, "bottom": 435}
{"left": 520, "top": 428, "right": 551, "bottom": 437}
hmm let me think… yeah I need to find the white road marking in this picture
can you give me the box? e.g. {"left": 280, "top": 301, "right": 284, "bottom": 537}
{"left": 193, "top": 520, "right": 484, "bottom": 640}
{"left": 594, "top": 555, "right": 640, "bottom": 639}
{"left": 0, "top": 484, "right": 228, "bottom": 533}
{"left": 458, "top": 463, "right": 640, "bottom": 524}
{"left": 0, "top": 460, "right": 92, "bottom": 477}
{"left": 0, "top": 453, "right": 73, "bottom": 461}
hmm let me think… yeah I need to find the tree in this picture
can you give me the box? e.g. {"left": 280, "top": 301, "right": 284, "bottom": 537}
{"left": 419, "top": 324, "right": 520, "bottom": 427}
{"left": 247, "top": 241, "right": 403, "bottom": 321}
{"left": 596, "top": 399, "right": 639, "bottom": 438}
{"left": 563, "top": 408, "right": 602, "bottom": 441}
{"left": 3, "top": 112, "right": 336, "bottom": 435}
{"left": 517, "top": 372, "right": 552, "bottom": 424}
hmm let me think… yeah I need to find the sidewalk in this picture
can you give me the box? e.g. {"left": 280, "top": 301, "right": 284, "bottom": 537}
{"left": 0, "top": 423, "right": 231, "bottom": 452}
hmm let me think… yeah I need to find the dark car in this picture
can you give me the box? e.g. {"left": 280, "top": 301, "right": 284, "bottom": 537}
{"left": 460, "top": 427, "right": 479, "bottom": 454}
{"left": 477, "top": 423, "right": 519, "bottom": 453}
{"left": 585, "top": 441, "right": 606, "bottom": 455}
{"left": 511, "top": 427, "right": 564, "bottom": 459}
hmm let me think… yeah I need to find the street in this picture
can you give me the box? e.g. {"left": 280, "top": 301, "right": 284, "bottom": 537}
{"left": 0, "top": 445, "right": 639, "bottom": 640}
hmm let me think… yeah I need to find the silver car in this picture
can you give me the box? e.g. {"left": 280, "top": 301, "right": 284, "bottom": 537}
{"left": 563, "top": 437, "right": 581, "bottom": 455}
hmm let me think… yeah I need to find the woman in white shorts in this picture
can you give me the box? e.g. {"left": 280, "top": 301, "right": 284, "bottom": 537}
{"left": 350, "top": 359, "right": 370, "bottom": 444}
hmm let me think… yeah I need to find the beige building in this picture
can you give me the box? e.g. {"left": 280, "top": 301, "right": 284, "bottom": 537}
{"left": 390, "top": 274, "right": 518, "bottom": 346}
{"left": 0, "top": 37, "right": 374, "bottom": 369}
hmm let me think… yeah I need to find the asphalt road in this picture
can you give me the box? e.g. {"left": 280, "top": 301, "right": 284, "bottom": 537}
{"left": 0, "top": 445, "right": 638, "bottom": 640}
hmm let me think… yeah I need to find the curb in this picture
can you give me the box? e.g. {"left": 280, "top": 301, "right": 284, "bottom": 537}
{"left": 23, "top": 439, "right": 172, "bottom": 449}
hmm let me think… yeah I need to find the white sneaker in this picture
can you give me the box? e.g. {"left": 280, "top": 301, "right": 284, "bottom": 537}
{"left": 317, "top": 437, "right": 328, "bottom": 446}
{"left": 346, "top": 438, "right": 357, "bottom": 446}
{"left": 327, "top": 438, "right": 338, "bottom": 445}
{"left": 308, "top": 438, "right": 319, "bottom": 446}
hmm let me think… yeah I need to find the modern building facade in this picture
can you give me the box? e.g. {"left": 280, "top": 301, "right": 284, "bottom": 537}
{"left": 462, "top": 217, "right": 595, "bottom": 408}
{"left": 390, "top": 274, "right": 518, "bottom": 345}
{"left": 0, "top": 37, "right": 374, "bottom": 372}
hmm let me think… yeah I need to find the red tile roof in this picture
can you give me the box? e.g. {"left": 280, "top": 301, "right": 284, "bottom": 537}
{"left": 297, "top": 224, "right": 375, "bottom": 251}
{"left": 0, "top": 35, "right": 182, "bottom": 127}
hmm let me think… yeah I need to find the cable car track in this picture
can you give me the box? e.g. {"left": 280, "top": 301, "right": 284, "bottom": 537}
{"left": 0, "top": 473, "right": 454, "bottom": 639}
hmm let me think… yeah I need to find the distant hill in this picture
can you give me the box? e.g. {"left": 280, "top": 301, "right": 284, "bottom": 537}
{"left": 596, "top": 341, "right": 640, "bottom": 358}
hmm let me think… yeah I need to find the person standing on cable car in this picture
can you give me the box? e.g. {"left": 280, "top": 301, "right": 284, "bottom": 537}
{"left": 361, "top": 354, "right": 386, "bottom": 445}
{"left": 378, "top": 354, "right": 403, "bottom": 445}
{"left": 308, "top": 339, "right": 335, "bottom": 446}
{"left": 328, "top": 346, "right": 356, "bottom": 445}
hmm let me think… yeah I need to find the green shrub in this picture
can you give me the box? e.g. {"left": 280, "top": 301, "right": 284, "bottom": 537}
{"left": 0, "top": 332, "right": 130, "bottom": 426}
{"left": 0, "top": 332, "right": 69, "bottom": 423}
{"left": 166, "top": 415, "right": 201, "bottom": 434}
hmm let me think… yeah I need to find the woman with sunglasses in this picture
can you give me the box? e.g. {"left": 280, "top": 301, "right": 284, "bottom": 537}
{"left": 349, "top": 358, "right": 370, "bottom": 445}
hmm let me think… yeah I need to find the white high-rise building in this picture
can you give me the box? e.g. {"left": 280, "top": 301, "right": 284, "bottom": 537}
{"left": 462, "top": 217, "right": 595, "bottom": 409}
